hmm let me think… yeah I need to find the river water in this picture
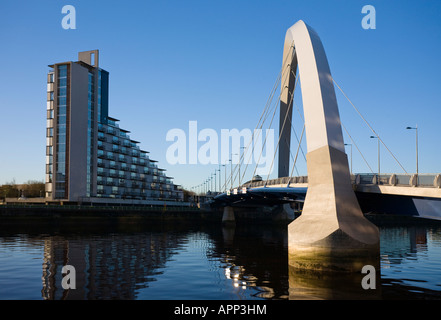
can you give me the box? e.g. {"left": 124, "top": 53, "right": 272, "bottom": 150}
{"left": 0, "top": 215, "right": 440, "bottom": 300}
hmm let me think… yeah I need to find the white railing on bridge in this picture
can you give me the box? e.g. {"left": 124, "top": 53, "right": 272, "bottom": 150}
{"left": 355, "top": 173, "right": 441, "bottom": 188}
{"left": 241, "top": 174, "right": 441, "bottom": 189}
{"left": 242, "top": 176, "right": 308, "bottom": 188}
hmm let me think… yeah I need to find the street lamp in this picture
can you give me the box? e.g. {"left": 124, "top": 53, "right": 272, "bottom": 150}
{"left": 370, "top": 136, "right": 380, "bottom": 179}
{"left": 217, "top": 167, "right": 221, "bottom": 193}
{"left": 222, "top": 164, "right": 226, "bottom": 192}
{"left": 213, "top": 169, "right": 217, "bottom": 192}
{"left": 229, "top": 159, "right": 233, "bottom": 190}
{"left": 344, "top": 143, "right": 352, "bottom": 175}
{"left": 406, "top": 125, "right": 418, "bottom": 176}
{"left": 231, "top": 153, "right": 238, "bottom": 188}
{"left": 239, "top": 146, "right": 246, "bottom": 187}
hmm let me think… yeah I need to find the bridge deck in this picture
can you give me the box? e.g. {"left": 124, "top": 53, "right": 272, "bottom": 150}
{"left": 241, "top": 174, "right": 441, "bottom": 199}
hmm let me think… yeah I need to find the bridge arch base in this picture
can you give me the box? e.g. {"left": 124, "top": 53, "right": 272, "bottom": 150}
{"left": 287, "top": 145, "right": 380, "bottom": 273}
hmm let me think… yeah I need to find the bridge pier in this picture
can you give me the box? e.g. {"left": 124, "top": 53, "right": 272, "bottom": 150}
{"left": 288, "top": 146, "right": 380, "bottom": 272}
{"left": 222, "top": 206, "right": 235, "bottom": 225}
{"left": 273, "top": 203, "right": 296, "bottom": 221}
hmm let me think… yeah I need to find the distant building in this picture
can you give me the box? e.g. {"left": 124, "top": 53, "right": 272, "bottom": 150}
{"left": 45, "top": 50, "right": 183, "bottom": 204}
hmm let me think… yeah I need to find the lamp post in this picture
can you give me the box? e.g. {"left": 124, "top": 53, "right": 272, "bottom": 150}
{"left": 213, "top": 169, "right": 217, "bottom": 192}
{"left": 239, "top": 146, "right": 246, "bottom": 187}
{"left": 222, "top": 164, "right": 226, "bottom": 192}
{"left": 344, "top": 143, "right": 352, "bottom": 175}
{"left": 406, "top": 125, "right": 418, "bottom": 176}
{"left": 217, "top": 167, "right": 221, "bottom": 193}
{"left": 370, "top": 136, "right": 380, "bottom": 179}
{"left": 229, "top": 159, "right": 233, "bottom": 190}
{"left": 232, "top": 153, "right": 238, "bottom": 188}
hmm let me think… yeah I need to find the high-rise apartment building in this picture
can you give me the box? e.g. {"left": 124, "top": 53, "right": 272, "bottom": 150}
{"left": 45, "top": 50, "right": 183, "bottom": 204}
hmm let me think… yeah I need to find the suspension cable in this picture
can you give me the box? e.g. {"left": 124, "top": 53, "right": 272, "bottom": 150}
{"left": 265, "top": 69, "right": 298, "bottom": 184}
{"left": 333, "top": 78, "right": 408, "bottom": 174}
{"left": 224, "top": 43, "right": 295, "bottom": 190}
{"left": 289, "top": 123, "right": 305, "bottom": 179}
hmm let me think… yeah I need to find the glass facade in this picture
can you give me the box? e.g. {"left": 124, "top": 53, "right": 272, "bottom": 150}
{"left": 86, "top": 71, "right": 95, "bottom": 197}
{"left": 97, "top": 70, "right": 109, "bottom": 124}
{"left": 55, "top": 64, "right": 68, "bottom": 199}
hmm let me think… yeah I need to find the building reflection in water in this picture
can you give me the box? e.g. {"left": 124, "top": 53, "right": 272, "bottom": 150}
{"left": 41, "top": 232, "right": 184, "bottom": 300}
{"left": 1, "top": 217, "right": 436, "bottom": 300}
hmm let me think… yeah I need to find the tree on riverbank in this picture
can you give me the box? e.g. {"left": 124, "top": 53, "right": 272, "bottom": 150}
{"left": 0, "top": 180, "right": 45, "bottom": 199}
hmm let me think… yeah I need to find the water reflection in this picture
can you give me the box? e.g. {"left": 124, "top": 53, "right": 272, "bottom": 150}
{"left": 40, "top": 232, "right": 184, "bottom": 300}
{"left": 209, "top": 224, "right": 289, "bottom": 299}
{"left": 0, "top": 217, "right": 440, "bottom": 300}
{"left": 378, "top": 222, "right": 441, "bottom": 299}
{"left": 288, "top": 267, "right": 381, "bottom": 300}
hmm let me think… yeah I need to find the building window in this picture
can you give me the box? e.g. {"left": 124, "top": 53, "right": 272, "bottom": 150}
{"left": 47, "top": 127, "right": 54, "bottom": 137}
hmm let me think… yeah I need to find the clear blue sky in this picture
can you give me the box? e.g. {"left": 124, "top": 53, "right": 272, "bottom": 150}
{"left": 0, "top": 0, "right": 440, "bottom": 190}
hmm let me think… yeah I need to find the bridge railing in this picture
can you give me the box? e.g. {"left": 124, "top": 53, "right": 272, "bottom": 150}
{"left": 355, "top": 173, "right": 441, "bottom": 188}
{"left": 241, "top": 174, "right": 441, "bottom": 189}
{"left": 242, "top": 176, "right": 308, "bottom": 188}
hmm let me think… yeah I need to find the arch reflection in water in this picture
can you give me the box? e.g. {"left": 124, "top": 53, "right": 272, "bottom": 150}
{"left": 288, "top": 266, "right": 381, "bottom": 300}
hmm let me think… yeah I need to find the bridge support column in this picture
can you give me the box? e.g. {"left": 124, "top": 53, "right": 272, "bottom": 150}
{"left": 288, "top": 146, "right": 380, "bottom": 272}
{"left": 273, "top": 203, "right": 296, "bottom": 222}
{"left": 222, "top": 206, "right": 235, "bottom": 225}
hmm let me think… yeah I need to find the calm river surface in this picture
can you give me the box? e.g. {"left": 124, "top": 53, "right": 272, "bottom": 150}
{"left": 0, "top": 215, "right": 440, "bottom": 300}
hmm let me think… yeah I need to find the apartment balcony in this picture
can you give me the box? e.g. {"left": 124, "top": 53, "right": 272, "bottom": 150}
{"left": 112, "top": 146, "right": 121, "bottom": 153}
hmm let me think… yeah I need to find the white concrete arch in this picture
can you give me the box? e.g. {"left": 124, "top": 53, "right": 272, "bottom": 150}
{"left": 280, "top": 21, "right": 380, "bottom": 272}
{"left": 278, "top": 20, "right": 345, "bottom": 177}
